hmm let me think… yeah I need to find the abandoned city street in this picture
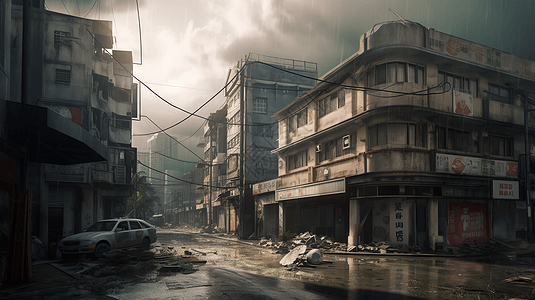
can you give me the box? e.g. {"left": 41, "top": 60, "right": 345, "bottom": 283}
{"left": 3, "top": 226, "right": 535, "bottom": 300}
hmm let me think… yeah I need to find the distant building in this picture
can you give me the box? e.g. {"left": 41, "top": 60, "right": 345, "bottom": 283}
{"left": 195, "top": 54, "right": 317, "bottom": 236}
{"left": 271, "top": 21, "right": 535, "bottom": 249}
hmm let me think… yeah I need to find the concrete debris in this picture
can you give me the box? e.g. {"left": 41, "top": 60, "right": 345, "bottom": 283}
{"left": 258, "top": 232, "right": 425, "bottom": 254}
{"left": 75, "top": 245, "right": 210, "bottom": 278}
{"left": 306, "top": 249, "right": 323, "bottom": 265}
{"left": 449, "top": 239, "right": 521, "bottom": 256}
{"left": 200, "top": 225, "right": 225, "bottom": 234}
{"left": 279, "top": 245, "right": 307, "bottom": 266}
{"left": 503, "top": 276, "right": 533, "bottom": 284}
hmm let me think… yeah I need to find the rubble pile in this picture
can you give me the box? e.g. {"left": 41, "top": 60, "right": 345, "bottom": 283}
{"left": 449, "top": 239, "right": 517, "bottom": 256}
{"left": 259, "top": 232, "right": 347, "bottom": 253}
{"left": 259, "top": 231, "right": 422, "bottom": 254}
{"left": 200, "top": 225, "right": 225, "bottom": 234}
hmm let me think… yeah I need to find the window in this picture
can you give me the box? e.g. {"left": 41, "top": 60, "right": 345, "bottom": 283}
{"left": 228, "top": 154, "right": 238, "bottom": 172}
{"left": 368, "top": 62, "right": 425, "bottom": 86}
{"left": 227, "top": 112, "right": 240, "bottom": 133}
{"left": 129, "top": 221, "right": 141, "bottom": 230}
{"left": 289, "top": 108, "right": 308, "bottom": 133}
{"left": 488, "top": 83, "right": 512, "bottom": 104}
{"left": 318, "top": 90, "right": 345, "bottom": 118}
{"left": 288, "top": 150, "right": 307, "bottom": 171}
{"left": 252, "top": 123, "right": 273, "bottom": 137}
{"left": 489, "top": 135, "right": 512, "bottom": 157}
{"left": 437, "top": 127, "right": 477, "bottom": 153}
{"left": 54, "top": 30, "right": 72, "bottom": 45}
{"left": 253, "top": 97, "right": 267, "bottom": 114}
{"left": 438, "top": 71, "right": 478, "bottom": 97}
{"left": 56, "top": 68, "right": 71, "bottom": 84}
{"left": 317, "top": 134, "right": 355, "bottom": 163}
{"left": 369, "top": 123, "right": 426, "bottom": 148}
{"left": 228, "top": 134, "right": 239, "bottom": 149}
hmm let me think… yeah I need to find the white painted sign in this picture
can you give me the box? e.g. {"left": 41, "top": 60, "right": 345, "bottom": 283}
{"left": 492, "top": 180, "right": 519, "bottom": 200}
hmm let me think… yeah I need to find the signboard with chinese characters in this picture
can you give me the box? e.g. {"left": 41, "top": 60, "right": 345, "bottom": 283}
{"left": 453, "top": 91, "right": 473, "bottom": 116}
{"left": 448, "top": 203, "right": 489, "bottom": 246}
{"left": 253, "top": 178, "right": 279, "bottom": 195}
{"left": 428, "top": 29, "right": 535, "bottom": 80}
{"left": 390, "top": 200, "right": 409, "bottom": 246}
{"left": 275, "top": 178, "right": 345, "bottom": 201}
{"left": 436, "top": 154, "right": 518, "bottom": 178}
{"left": 492, "top": 180, "right": 519, "bottom": 200}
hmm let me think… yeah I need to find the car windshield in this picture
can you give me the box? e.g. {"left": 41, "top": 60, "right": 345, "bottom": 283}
{"left": 86, "top": 221, "right": 118, "bottom": 232}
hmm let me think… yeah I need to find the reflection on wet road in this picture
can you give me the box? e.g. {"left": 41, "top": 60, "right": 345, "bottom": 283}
{"left": 110, "top": 230, "right": 535, "bottom": 299}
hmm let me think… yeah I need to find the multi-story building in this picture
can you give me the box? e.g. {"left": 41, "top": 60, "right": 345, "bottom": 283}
{"left": 204, "top": 53, "right": 318, "bottom": 237}
{"left": 147, "top": 133, "right": 180, "bottom": 215}
{"left": 272, "top": 21, "right": 534, "bottom": 249}
{"left": 0, "top": 2, "right": 137, "bottom": 254}
{"left": 196, "top": 107, "right": 228, "bottom": 228}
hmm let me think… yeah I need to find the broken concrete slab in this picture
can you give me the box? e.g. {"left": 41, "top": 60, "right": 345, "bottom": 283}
{"left": 280, "top": 245, "right": 307, "bottom": 266}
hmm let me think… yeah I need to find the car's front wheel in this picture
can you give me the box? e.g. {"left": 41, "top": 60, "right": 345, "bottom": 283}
{"left": 141, "top": 237, "right": 151, "bottom": 250}
{"left": 94, "top": 243, "right": 111, "bottom": 258}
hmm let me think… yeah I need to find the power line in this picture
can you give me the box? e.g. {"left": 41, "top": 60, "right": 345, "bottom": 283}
{"left": 60, "top": 0, "right": 70, "bottom": 14}
{"left": 138, "top": 160, "right": 235, "bottom": 189}
{"left": 83, "top": 0, "right": 98, "bottom": 18}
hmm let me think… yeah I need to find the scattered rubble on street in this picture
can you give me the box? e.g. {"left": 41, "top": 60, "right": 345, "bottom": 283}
{"left": 66, "top": 244, "right": 211, "bottom": 294}
{"left": 258, "top": 231, "right": 535, "bottom": 259}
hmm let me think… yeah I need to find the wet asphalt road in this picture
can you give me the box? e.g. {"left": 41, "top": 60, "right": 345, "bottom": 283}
{"left": 106, "top": 227, "right": 535, "bottom": 300}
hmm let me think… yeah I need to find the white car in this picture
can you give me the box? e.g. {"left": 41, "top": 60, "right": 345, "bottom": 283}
{"left": 58, "top": 218, "right": 157, "bottom": 258}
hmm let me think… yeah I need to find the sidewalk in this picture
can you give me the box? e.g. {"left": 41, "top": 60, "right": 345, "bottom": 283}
{"left": 0, "top": 260, "right": 114, "bottom": 300}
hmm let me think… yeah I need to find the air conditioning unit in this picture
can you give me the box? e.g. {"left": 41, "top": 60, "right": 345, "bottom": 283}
{"left": 316, "top": 144, "right": 322, "bottom": 153}
{"left": 343, "top": 135, "right": 350, "bottom": 149}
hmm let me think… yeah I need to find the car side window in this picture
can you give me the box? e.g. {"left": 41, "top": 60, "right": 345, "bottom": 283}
{"left": 117, "top": 221, "right": 129, "bottom": 231}
{"left": 129, "top": 221, "right": 142, "bottom": 230}
{"left": 139, "top": 221, "right": 152, "bottom": 229}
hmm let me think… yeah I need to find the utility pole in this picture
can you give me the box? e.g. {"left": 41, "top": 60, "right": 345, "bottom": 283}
{"left": 239, "top": 58, "right": 246, "bottom": 239}
{"left": 524, "top": 94, "right": 535, "bottom": 242}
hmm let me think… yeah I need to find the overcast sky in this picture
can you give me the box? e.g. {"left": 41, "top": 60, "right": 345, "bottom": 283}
{"left": 44, "top": 0, "right": 535, "bottom": 170}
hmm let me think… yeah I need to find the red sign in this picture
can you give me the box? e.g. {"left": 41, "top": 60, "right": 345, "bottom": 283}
{"left": 448, "top": 203, "right": 489, "bottom": 246}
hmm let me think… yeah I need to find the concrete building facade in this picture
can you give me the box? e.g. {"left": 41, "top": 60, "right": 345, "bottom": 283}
{"left": 0, "top": 2, "right": 138, "bottom": 255}
{"left": 272, "top": 21, "right": 534, "bottom": 250}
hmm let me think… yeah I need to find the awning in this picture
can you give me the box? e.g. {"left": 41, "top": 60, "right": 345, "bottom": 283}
{"left": 6, "top": 101, "right": 108, "bottom": 165}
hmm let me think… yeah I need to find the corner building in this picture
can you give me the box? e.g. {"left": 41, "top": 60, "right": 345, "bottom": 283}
{"left": 273, "top": 21, "right": 534, "bottom": 249}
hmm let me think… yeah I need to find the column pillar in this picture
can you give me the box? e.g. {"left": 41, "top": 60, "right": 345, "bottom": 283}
{"left": 427, "top": 198, "right": 441, "bottom": 250}
{"left": 348, "top": 199, "right": 360, "bottom": 246}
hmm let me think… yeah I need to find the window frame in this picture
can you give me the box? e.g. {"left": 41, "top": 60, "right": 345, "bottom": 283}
{"left": 368, "top": 62, "right": 425, "bottom": 87}
{"left": 289, "top": 108, "right": 308, "bottom": 133}
{"left": 368, "top": 122, "right": 426, "bottom": 148}
{"left": 438, "top": 70, "right": 478, "bottom": 97}
{"left": 317, "top": 134, "right": 356, "bottom": 163}
{"left": 318, "top": 89, "right": 345, "bottom": 118}
{"left": 252, "top": 97, "right": 268, "bottom": 114}
{"left": 488, "top": 83, "right": 512, "bottom": 104}
{"left": 55, "top": 67, "right": 71, "bottom": 84}
{"left": 489, "top": 134, "right": 513, "bottom": 157}
{"left": 287, "top": 150, "right": 308, "bottom": 171}
{"left": 437, "top": 127, "right": 478, "bottom": 154}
